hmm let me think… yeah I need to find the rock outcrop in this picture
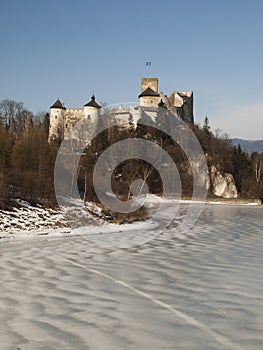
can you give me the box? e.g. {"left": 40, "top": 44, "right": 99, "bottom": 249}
{"left": 210, "top": 165, "right": 238, "bottom": 199}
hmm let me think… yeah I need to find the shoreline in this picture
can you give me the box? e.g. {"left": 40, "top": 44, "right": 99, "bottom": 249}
{"left": 190, "top": 197, "right": 261, "bottom": 206}
{"left": 0, "top": 196, "right": 261, "bottom": 240}
{"left": 206, "top": 197, "right": 261, "bottom": 206}
{"left": 145, "top": 194, "right": 262, "bottom": 206}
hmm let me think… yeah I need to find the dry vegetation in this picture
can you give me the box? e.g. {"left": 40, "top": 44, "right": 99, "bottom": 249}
{"left": 0, "top": 99, "right": 262, "bottom": 222}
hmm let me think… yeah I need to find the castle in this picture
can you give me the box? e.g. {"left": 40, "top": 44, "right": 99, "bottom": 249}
{"left": 48, "top": 78, "right": 194, "bottom": 143}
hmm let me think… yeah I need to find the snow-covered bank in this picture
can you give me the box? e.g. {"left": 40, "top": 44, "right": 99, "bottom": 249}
{"left": 0, "top": 198, "right": 109, "bottom": 240}
{"left": 0, "top": 195, "right": 261, "bottom": 242}
{"left": 0, "top": 198, "right": 157, "bottom": 244}
{"left": 0, "top": 200, "right": 68, "bottom": 233}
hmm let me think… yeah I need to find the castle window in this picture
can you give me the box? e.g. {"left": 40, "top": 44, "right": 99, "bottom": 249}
{"left": 55, "top": 115, "right": 57, "bottom": 119}
{"left": 65, "top": 124, "right": 68, "bottom": 128}
{"left": 87, "top": 115, "right": 91, "bottom": 119}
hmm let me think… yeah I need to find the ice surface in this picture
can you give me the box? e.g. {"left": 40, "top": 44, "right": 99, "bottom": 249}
{"left": 0, "top": 203, "right": 262, "bottom": 349}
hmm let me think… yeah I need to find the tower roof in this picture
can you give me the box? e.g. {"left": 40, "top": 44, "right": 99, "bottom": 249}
{"left": 84, "top": 95, "right": 101, "bottom": 109}
{"left": 50, "top": 98, "right": 66, "bottom": 109}
{"left": 138, "top": 87, "right": 160, "bottom": 98}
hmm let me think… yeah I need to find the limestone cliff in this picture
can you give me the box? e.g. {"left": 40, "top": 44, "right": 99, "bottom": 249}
{"left": 210, "top": 165, "right": 238, "bottom": 199}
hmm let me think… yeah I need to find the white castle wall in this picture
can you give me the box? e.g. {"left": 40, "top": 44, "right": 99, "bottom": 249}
{"left": 64, "top": 109, "right": 84, "bottom": 140}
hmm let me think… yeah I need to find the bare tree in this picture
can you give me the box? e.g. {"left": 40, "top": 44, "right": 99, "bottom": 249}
{"left": 0, "top": 99, "right": 23, "bottom": 129}
{"left": 251, "top": 152, "right": 263, "bottom": 183}
{"left": 116, "top": 159, "right": 153, "bottom": 200}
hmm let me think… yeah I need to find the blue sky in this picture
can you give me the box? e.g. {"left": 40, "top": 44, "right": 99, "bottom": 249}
{"left": 0, "top": 0, "right": 262, "bottom": 139}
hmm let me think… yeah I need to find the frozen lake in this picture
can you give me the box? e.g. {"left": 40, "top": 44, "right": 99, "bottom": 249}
{"left": 0, "top": 203, "right": 262, "bottom": 349}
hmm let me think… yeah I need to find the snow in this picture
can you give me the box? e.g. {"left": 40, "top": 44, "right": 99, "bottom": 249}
{"left": 0, "top": 198, "right": 159, "bottom": 244}
{"left": 0, "top": 196, "right": 260, "bottom": 242}
{"left": 0, "top": 198, "right": 104, "bottom": 240}
{"left": 0, "top": 201, "right": 68, "bottom": 234}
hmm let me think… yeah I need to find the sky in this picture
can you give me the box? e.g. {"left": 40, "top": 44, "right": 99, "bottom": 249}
{"left": 0, "top": 0, "right": 262, "bottom": 139}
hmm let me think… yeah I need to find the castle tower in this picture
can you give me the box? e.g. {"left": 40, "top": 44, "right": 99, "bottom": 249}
{"left": 141, "top": 77, "right": 158, "bottom": 93}
{"left": 83, "top": 95, "right": 101, "bottom": 121}
{"left": 77, "top": 94, "right": 101, "bottom": 142}
{"left": 138, "top": 77, "right": 160, "bottom": 107}
{"left": 48, "top": 98, "right": 66, "bottom": 143}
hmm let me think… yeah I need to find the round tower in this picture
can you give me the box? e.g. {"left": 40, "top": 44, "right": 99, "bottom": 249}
{"left": 48, "top": 98, "right": 66, "bottom": 143}
{"left": 83, "top": 94, "right": 101, "bottom": 123}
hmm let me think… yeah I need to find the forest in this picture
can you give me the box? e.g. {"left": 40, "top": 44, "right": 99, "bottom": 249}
{"left": 0, "top": 99, "right": 262, "bottom": 211}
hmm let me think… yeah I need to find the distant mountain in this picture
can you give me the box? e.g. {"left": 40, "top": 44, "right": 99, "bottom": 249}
{"left": 231, "top": 138, "right": 263, "bottom": 154}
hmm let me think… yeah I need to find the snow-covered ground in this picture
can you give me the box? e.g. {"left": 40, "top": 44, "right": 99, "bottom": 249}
{"left": 0, "top": 199, "right": 104, "bottom": 240}
{"left": 0, "top": 198, "right": 158, "bottom": 244}
{"left": 0, "top": 199, "right": 68, "bottom": 232}
{"left": 0, "top": 195, "right": 260, "bottom": 242}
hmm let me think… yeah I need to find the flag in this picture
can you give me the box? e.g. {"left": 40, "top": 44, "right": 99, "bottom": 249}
{"left": 146, "top": 62, "right": 151, "bottom": 66}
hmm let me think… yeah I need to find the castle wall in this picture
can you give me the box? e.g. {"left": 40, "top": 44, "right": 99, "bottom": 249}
{"left": 139, "top": 95, "right": 161, "bottom": 107}
{"left": 63, "top": 109, "right": 84, "bottom": 140}
{"left": 173, "top": 92, "right": 193, "bottom": 124}
{"left": 129, "top": 107, "right": 142, "bottom": 127}
{"left": 65, "top": 109, "right": 84, "bottom": 126}
{"left": 164, "top": 91, "right": 194, "bottom": 124}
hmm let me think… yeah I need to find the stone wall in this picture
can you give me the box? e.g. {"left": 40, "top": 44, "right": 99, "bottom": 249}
{"left": 141, "top": 78, "right": 158, "bottom": 93}
{"left": 139, "top": 95, "right": 161, "bottom": 107}
{"left": 168, "top": 91, "right": 194, "bottom": 124}
{"left": 64, "top": 109, "right": 84, "bottom": 140}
